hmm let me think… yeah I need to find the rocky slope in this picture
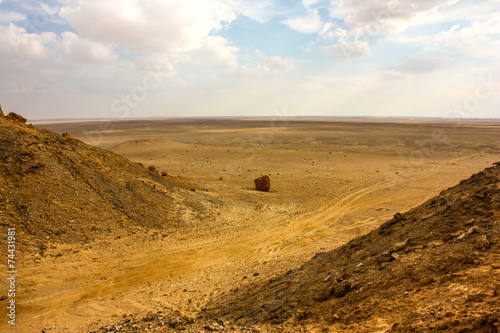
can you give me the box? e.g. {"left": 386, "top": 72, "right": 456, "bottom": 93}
{"left": 204, "top": 162, "right": 500, "bottom": 332}
{"left": 0, "top": 113, "right": 216, "bottom": 247}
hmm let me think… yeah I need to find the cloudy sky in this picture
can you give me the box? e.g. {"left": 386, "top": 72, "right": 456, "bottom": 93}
{"left": 0, "top": 0, "right": 499, "bottom": 120}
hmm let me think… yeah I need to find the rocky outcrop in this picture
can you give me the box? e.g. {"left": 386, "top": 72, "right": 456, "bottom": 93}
{"left": 0, "top": 104, "right": 4, "bottom": 117}
{"left": 6, "top": 112, "right": 27, "bottom": 123}
{"left": 254, "top": 175, "right": 270, "bottom": 192}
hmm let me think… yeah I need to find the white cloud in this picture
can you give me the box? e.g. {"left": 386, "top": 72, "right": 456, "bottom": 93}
{"left": 0, "top": 23, "right": 117, "bottom": 64}
{"left": 0, "top": 24, "right": 56, "bottom": 60}
{"left": 330, "top": 0, "right": 460, "bottom": 36}
{"left": 55, "top": 0, "right": 287, "bottom": 78}
{"left": 414, "top": 0, "right": 500, "bottom": 26}
{"left": 59, "top": 31, "right": 118, "bottom": 63}
{"left": 424, "top": 19, "right": 500, "bottom": 61}
{"left": 59, "top": 0, "right": 236, "bottom": 54}
{"left": 190, "top": 35, "right": 240, "bottom": 70}
{"left": 282, "top": 9, "right": 324, "bottom": 33}
{"left": 389, "top": 56, "right": 452, "bottom": 74}
{"left": 227, "top": 0, "right": 279, "bottom": 23}
{"left": 322, "top": 39, "right": 371, "bottom": 61}
{"left": 188, "top": 41, "right": 294, "bottom": 77}
{"left": 315, "top": 0, "right": 463, "bottom": 62}
{"left": 255, "top": 50, "right": 294, "bottom": 71}
{"left": 317, "top": 0, "right": 499, "bottom": 64}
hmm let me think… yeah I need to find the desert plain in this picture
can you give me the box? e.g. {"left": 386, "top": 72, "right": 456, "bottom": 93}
{"left": 1, "top": 117, "right": 499, "bottom": 332}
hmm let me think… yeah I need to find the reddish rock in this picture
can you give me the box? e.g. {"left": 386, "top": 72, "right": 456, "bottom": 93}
{"left": 254, "top": 175, "right": 270, "bottom": 192}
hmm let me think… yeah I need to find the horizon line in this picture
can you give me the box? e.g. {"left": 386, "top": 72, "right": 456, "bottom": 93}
{"left": 31, "top": 115, "right": 500, "bottom": 124}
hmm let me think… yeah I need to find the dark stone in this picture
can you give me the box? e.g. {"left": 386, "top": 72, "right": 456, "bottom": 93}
{"left": 255, "top": 175, "right": 271, "bottom": 192}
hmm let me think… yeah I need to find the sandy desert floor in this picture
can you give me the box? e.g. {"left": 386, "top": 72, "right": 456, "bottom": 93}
{"left": 4, "top": 118, "right": 499, "bottom": 332}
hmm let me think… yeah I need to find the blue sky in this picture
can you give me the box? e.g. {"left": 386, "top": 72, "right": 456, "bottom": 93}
{"left": 0, "top": 0, "right": 498, "bottom": 120}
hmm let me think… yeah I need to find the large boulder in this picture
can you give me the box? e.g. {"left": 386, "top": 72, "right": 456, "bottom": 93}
{"left": 254, "top": 175, "right": 270, "bottom": 192}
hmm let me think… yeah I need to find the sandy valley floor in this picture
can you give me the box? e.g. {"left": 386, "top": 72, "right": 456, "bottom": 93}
{"left": 4, "top": 118, "right": 499, "bottom": 332}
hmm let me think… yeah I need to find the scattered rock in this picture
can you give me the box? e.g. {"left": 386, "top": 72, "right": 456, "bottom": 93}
{"left": 6, "top": 112, "right": 27, "bottom": 123}
{"left": 449, "top": 230, "right": 464, "bottom": 239}
{"left": 392, "top": 239, "right": 408, "bottom": 252}
{"left": 148, "top": 165, "right": 159, "bottom": 175}
{"left": 254, "top": 175, "right": 271, "bottom": 192}
{"left": 475, "top": 235, "right": 490, "bottom": 249}
{"left": 62, "top": 132, "right": 72, "bottom": 139}
{"left": 334, "top": 280, "right": 352, "bottom": 298}
{"left": 320, "top": 279, "right": 353, "bottom": 302}
{"left": 161, "top": 171, "right": 168, "bottom": 177}
{"left": 378, "top": 250, "right": 395, "bottom": 263}
{"left": 465, "top": 218, "right": 475, "bottom": 226}
{"left": 167, "top": 316, "right": 186, "bottom": 330}
{"left": 457, "top": 226, "right": 478, "bottom": 240}
{"left": 467, "top": 293, "right": 487, "bottom": 302}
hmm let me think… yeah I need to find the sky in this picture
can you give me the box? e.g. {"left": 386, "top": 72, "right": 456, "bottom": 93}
{"left": 0, "top": 0, "right": 499, "bottom": 120}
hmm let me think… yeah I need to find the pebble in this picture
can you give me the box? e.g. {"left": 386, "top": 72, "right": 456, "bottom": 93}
{"left": 475, "top": 235, "right": 490, "bottom": 249}
{"left": 392, "top": 239, "right": 408, "bottom": 252}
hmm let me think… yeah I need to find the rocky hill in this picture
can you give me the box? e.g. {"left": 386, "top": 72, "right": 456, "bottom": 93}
{"left": 204, "top": 162, "right": 500, "bottom": 332}
{"left": 0, "top": 113, "right": 214, "bottom": 246}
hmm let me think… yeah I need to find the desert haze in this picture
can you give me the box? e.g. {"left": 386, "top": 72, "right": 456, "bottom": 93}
{"left": 0, "top": 115, "right": 499, "bottom": 332}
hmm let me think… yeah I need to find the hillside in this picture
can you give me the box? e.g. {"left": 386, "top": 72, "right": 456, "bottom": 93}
{"left": 0, "top": 113, "right": 214, "bottom": 246}
{"left": 204, "top": 162, "right": 500, "bottom": 332}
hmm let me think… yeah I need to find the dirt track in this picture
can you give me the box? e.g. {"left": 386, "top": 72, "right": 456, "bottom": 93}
{"left": 3, "top": 118, "right": 499, "bottom": 332}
